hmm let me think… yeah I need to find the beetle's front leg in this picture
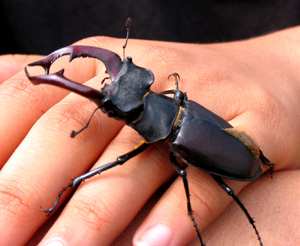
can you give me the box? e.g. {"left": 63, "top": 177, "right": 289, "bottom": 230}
{"left": 169, "top": 153, "right": 205, "bottom": 246}
{"left": 41, "top": 142, "right": 150, "bottom": 216}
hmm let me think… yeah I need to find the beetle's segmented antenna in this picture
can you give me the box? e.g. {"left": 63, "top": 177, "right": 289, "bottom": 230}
{"left": 70, "top": 106, "right": 101, "bottom": 138}
{"left": 123, "top": 17, "right": 132, "bottom": 59}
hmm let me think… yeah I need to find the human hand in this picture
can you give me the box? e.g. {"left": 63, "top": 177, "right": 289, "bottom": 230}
{"left": 1, "top": 27, "right": 300, "bottom": 246}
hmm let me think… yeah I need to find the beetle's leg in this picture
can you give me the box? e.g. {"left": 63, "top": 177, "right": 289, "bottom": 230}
{"left": 259, "top": 150, "right": 275, "bottom": 178}
{"left": 211, "top": 175, "right": 263, "bottom": 246}
{"left": 41, "top": 142, "right": 150, "bottom": 216}
{"left": 160, "top": 90, "right": 177, "bottom": 95}
{"left": 168, "top": 73, "right": 181, "bottom": 91}
{"left": 166, "top": 73, "right": 187, "bottom": 106}
{"left": 169, "top": 153, "right": 205, "bottom": 246}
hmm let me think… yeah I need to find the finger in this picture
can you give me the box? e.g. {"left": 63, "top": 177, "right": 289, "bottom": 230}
{"left": 131, "top": 99, "right": 276, "bottom": 245}
{"left": 0, "top": 49, "right": 99, "bottom": 166}
{"left": 114, "top": 170, "right": 299, "bottom": 245}
{"left": 0, "top": 54, "right": 43, "bottom": 83}
{"left": 0, "top": 76, "right": 122, "bottom": 245}
{"left": 133, "top": 166, "right": 248, "bottom": 245}
{"left": 0, "top": 37, "right": 185, "bottom": 245}
{"left": 198, "top": 169, "right": 300, "bottom": 245}
{"left": 228, "top": 100, "right": 294, "bottom": 170}
{"left": 37, "top": 126, "right": 176, "bottom": 246}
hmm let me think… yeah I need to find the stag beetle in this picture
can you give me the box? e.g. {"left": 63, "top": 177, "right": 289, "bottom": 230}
{"left": 25, "top": 18, "right": 274, "bottom": 246}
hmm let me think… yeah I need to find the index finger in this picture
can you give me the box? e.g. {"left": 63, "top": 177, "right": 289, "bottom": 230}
{"left": 0, "top": 48, "right": 99, "bottom": 166}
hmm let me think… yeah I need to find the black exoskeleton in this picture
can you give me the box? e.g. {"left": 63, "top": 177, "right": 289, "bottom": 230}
{"left": 25, "top": 19, "right": 274, "bottom": 246}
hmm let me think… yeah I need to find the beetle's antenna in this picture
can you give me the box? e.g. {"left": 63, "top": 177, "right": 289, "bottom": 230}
{"left": 70, "top": 106, "right": 101, "bottom": 138}
{"left": 123, "top": 17, "right": 132, "bottom": 59}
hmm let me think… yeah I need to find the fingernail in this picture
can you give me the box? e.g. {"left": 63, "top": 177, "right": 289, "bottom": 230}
{"left": 134, "top": 224, "right": 173, "bottom": 246}
{"left": 40, "top": 238, "right": 65, "bottom": 246}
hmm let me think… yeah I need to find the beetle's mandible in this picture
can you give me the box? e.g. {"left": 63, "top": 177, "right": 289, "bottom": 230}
{"left": 25, "top": 18, "right": 274, "bottom": 246}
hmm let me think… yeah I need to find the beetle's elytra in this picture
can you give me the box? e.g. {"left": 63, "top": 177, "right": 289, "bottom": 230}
{"left": 25, "top": 18, "right": 274, "bottom": 246}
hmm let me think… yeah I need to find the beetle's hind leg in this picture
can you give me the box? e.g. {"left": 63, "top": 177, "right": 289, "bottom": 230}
{"left": 212, "top": 175, "right": 263, "bottom": 246}
{"left": 259, "top": 150, "right": 275, "bottom": 177}
{"left": 169, "top": 153, "right": 205, "bottom": 246}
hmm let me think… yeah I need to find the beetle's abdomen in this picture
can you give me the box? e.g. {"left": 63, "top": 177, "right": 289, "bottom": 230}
{"left": 169, "top": 100, "right": 262, "bottom": 181}
{"left": 130, "top": 92, "right": 180, "bottom": 143}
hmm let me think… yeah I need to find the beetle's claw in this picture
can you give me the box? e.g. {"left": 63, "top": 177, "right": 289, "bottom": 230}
{"left": 259, "top": 150, "right": 275, "bottom": 178}
{"left": 168, "top": 72, "right": 180, "bottom": 80}
{"left": 40, "top": 207, "right": 53, "bottom": 217}
{"left": 28, "top": 60, "right": 51, "bottom": 75}
{"left": 25, "top": 67, "right": 66, "bottom": 86}
{"left": 266, "top": 164, "right": 275, "bottom": 178}
{"left": 27, "top": 46, "right": 123, "bottom": 81}
{"left": 168, "top": 73, "right": 181, "bottom": 91}
{"left": 27, "top": 47, "right": 77, "bottom": 75}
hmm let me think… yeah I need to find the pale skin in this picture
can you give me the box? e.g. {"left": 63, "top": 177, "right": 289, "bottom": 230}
{"left": 0, "top": 26, "right": 300, "bottom": 246}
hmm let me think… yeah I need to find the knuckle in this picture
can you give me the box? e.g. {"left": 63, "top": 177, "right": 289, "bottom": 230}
{"left": 148, "top": 45, "right": 182, "bottom": 67}
{"left": 187, "top": 174, "right": 220, "bottom": 223}
{"left": 0, "top": 179, "right": 33, "bottom": 219}
{"left": 1, "top": 75, "right": 47, "bottom": 115}
{"left": 45, "top": 101, "right": 100, "bottom": 139}
{"left": 68, "top": 194, "right": 115, "bottom": 231}
{"left": 76, "top": 36, "right": 122, "bottom": 52}
{"left": 114, "top": 127, "right": 143, "bottom": 147}
{"left": 2, "top": 75, "right": 32, "bottom": 98}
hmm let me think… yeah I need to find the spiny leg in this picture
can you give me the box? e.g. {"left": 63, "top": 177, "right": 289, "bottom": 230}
{"left": 167, "top": 73, "right": 187, "bottom": 106}
{"left": 168, "top": 72, "right": 181, "bottom": 91}
{"left": 212, "top": 175, "right": 263, "bottom": 246}
{"left": 170, "top": 153, "right": 205, "bottom": 246}
{"left": 259, "top": 150, "right": 275, "bottom": 178}
{"left": 41, "top": 142, "right": 150, "bottom": 216}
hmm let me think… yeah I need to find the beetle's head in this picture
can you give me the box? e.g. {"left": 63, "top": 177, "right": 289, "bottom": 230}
{"left": 100, "top": 57, "right": 154, "bottom": 122}
{"left": 25, "top": 46, "right": 154, "bottom": 124}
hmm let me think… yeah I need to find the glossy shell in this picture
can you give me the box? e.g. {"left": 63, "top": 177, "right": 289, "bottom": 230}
{"left": 169, "top": 100, "right": 262, "bottom": 181}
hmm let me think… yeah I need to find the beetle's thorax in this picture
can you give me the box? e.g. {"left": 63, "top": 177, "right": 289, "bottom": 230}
{"left": 129, "top": 92, "right": 180, "bottom": 143}
{"left": 99, "top": 57, "right": 154, "bottom": 123}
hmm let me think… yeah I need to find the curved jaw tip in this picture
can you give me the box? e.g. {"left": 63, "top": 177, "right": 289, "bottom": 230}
{"left": 24, "top": 67, "right": 31, "bottom": 78}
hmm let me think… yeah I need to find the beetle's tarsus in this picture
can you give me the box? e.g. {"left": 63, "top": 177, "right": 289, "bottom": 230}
{"left": 259, "top": 150, "right": 275, "bottom": 178}
{"left": 40, "top": 182, "right": 74, "bottom": 216}
{"left": 266, "top": 165, "right": 275, "bottom": 178}
{"left": 168, "top": 72, "right": 180, "bottom": 91}
{"left": 40, "top": 207, "right": 54, "bottom": 217}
